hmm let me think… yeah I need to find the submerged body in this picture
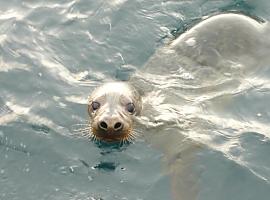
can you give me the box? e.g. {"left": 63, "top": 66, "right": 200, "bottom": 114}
{"left": 88, "top": 13, "right": 269, "bottom": 142}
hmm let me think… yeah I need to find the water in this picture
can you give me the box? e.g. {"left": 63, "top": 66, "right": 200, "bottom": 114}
{"left": 0, "top": 0, "right": 270, "bottom": 200}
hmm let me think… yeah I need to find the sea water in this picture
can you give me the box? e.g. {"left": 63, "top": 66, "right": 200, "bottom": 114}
{"left": 0, "top": 0, "right": 270, "bottom": 200}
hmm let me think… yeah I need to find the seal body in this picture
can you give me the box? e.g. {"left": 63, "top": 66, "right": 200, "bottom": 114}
{"left": 88, "top": 13, "right": 269, "bottom": 142}
{"left": 88, "top": 82, "right": 142, "bottom": 142}
{"left": 121, "top": 13, "right": 270, "bottom": 200}
{"left": 143, "top": 13, "right": 268, "bottom": 76}
{"left": 87, "top": 13, "right": 270, "bottom": 199}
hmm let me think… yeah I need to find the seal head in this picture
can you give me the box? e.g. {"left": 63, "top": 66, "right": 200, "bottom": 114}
{"left": 88, "top": 82, "right": 142, "bottom": 142}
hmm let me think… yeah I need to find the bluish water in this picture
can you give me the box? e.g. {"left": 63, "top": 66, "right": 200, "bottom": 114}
{"left": 0, "top": 0, "right": 270, "bottom": 200}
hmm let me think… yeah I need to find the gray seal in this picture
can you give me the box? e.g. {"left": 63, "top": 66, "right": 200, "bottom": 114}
{"left": 87, "top": 13, "right": 268, "bottom": 145}
{"left": 87, "top": 13, "right": 270, "bottom": 199}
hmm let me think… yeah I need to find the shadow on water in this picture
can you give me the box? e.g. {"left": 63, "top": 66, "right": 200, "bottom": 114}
{"left": 89, "top": 141, "right": 131, "bottom": 172}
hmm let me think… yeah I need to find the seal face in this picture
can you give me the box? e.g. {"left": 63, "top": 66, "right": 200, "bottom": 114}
{"left": 88, "top": 82, "right": 142, "bottom": 142}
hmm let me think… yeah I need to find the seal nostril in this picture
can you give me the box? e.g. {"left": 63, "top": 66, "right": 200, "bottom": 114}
{"left": 99, "top": 121, "right": 108, "bottom": 130}
{"left": 114, "top": 122, "right": 122, "bottom": 130}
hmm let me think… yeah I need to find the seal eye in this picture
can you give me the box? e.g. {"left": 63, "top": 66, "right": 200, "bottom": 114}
{"left": 91, "top": 101, "right": 100, "bottom": 111}
{"left": 126, "top": 103, "right": 135, "bottom": 114}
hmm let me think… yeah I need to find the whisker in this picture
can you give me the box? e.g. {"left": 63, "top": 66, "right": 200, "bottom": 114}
{"left": 132, "top": 128, "right": 144, "bottom": 138}
{"left": 124, "top": 139, "right": 128, "bottom": 144}
{"left": 73, "top": 128, "right": 91, "bottom": 133}
{"left": 72, "top": 123, "right": 90, "bottom": 126}
{"left": 90, "top": 135, "right": 95, "bottom": 141}
{"left": 71, "top": 121, "right": 91, "bottom": 128}
{"left": 128, "top": 136, "right": 134, "bottom": 142}
{"left": 120, "top": 139, "right": 124, "bottom": 146}
{"left": 123, "top": 139, "right": 127, "bottom": 145}
{"left": 70, "top": 120, "right": 93, "bottom": 139}
{"left": 73, "top": 128, "right": 90, "bottom": 133}
{"left": 73, "top": 126, "right": 90, "bottom": 130}
{"left": 130, "top": 136, "right": 135, "bottom": 141}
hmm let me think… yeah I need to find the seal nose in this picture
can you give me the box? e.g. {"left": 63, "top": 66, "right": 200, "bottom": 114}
{"left": 114, "top": 122, "right": 123, "bottom": 131}
{"left": 98, "top": 120, "right": 123, "bottom": 132}
{"left": 99, "top": 121, "right": 108, "bottom": 130}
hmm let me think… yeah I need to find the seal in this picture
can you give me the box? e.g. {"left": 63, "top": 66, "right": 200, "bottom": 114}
{"left": 88, "top": 13, "right": 268, "bottom": 144}
{"left": 88, "top": 82, "right": 142, "bottom": 142}
{"left": 87, "top": 13, "right": 270, "bottom": 199}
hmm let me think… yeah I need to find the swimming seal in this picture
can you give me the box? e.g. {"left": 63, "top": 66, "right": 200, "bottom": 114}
{"left": 88, "top": 82, "right": 142, "bottom": 142}
{"left": 87, "top": 13, "right": 270, "bottom": 200}
{"left": 88, "top": 13, "right": 268, "bottom": 144}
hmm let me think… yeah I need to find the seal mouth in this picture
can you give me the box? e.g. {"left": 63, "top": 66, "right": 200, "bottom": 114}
{"left": 91, "top": 126, "right": 134, "bottom": 143}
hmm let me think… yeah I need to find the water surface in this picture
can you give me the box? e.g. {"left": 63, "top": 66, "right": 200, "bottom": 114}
{"left": 0, "top": 0, "right": 270, "bottom": 200}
